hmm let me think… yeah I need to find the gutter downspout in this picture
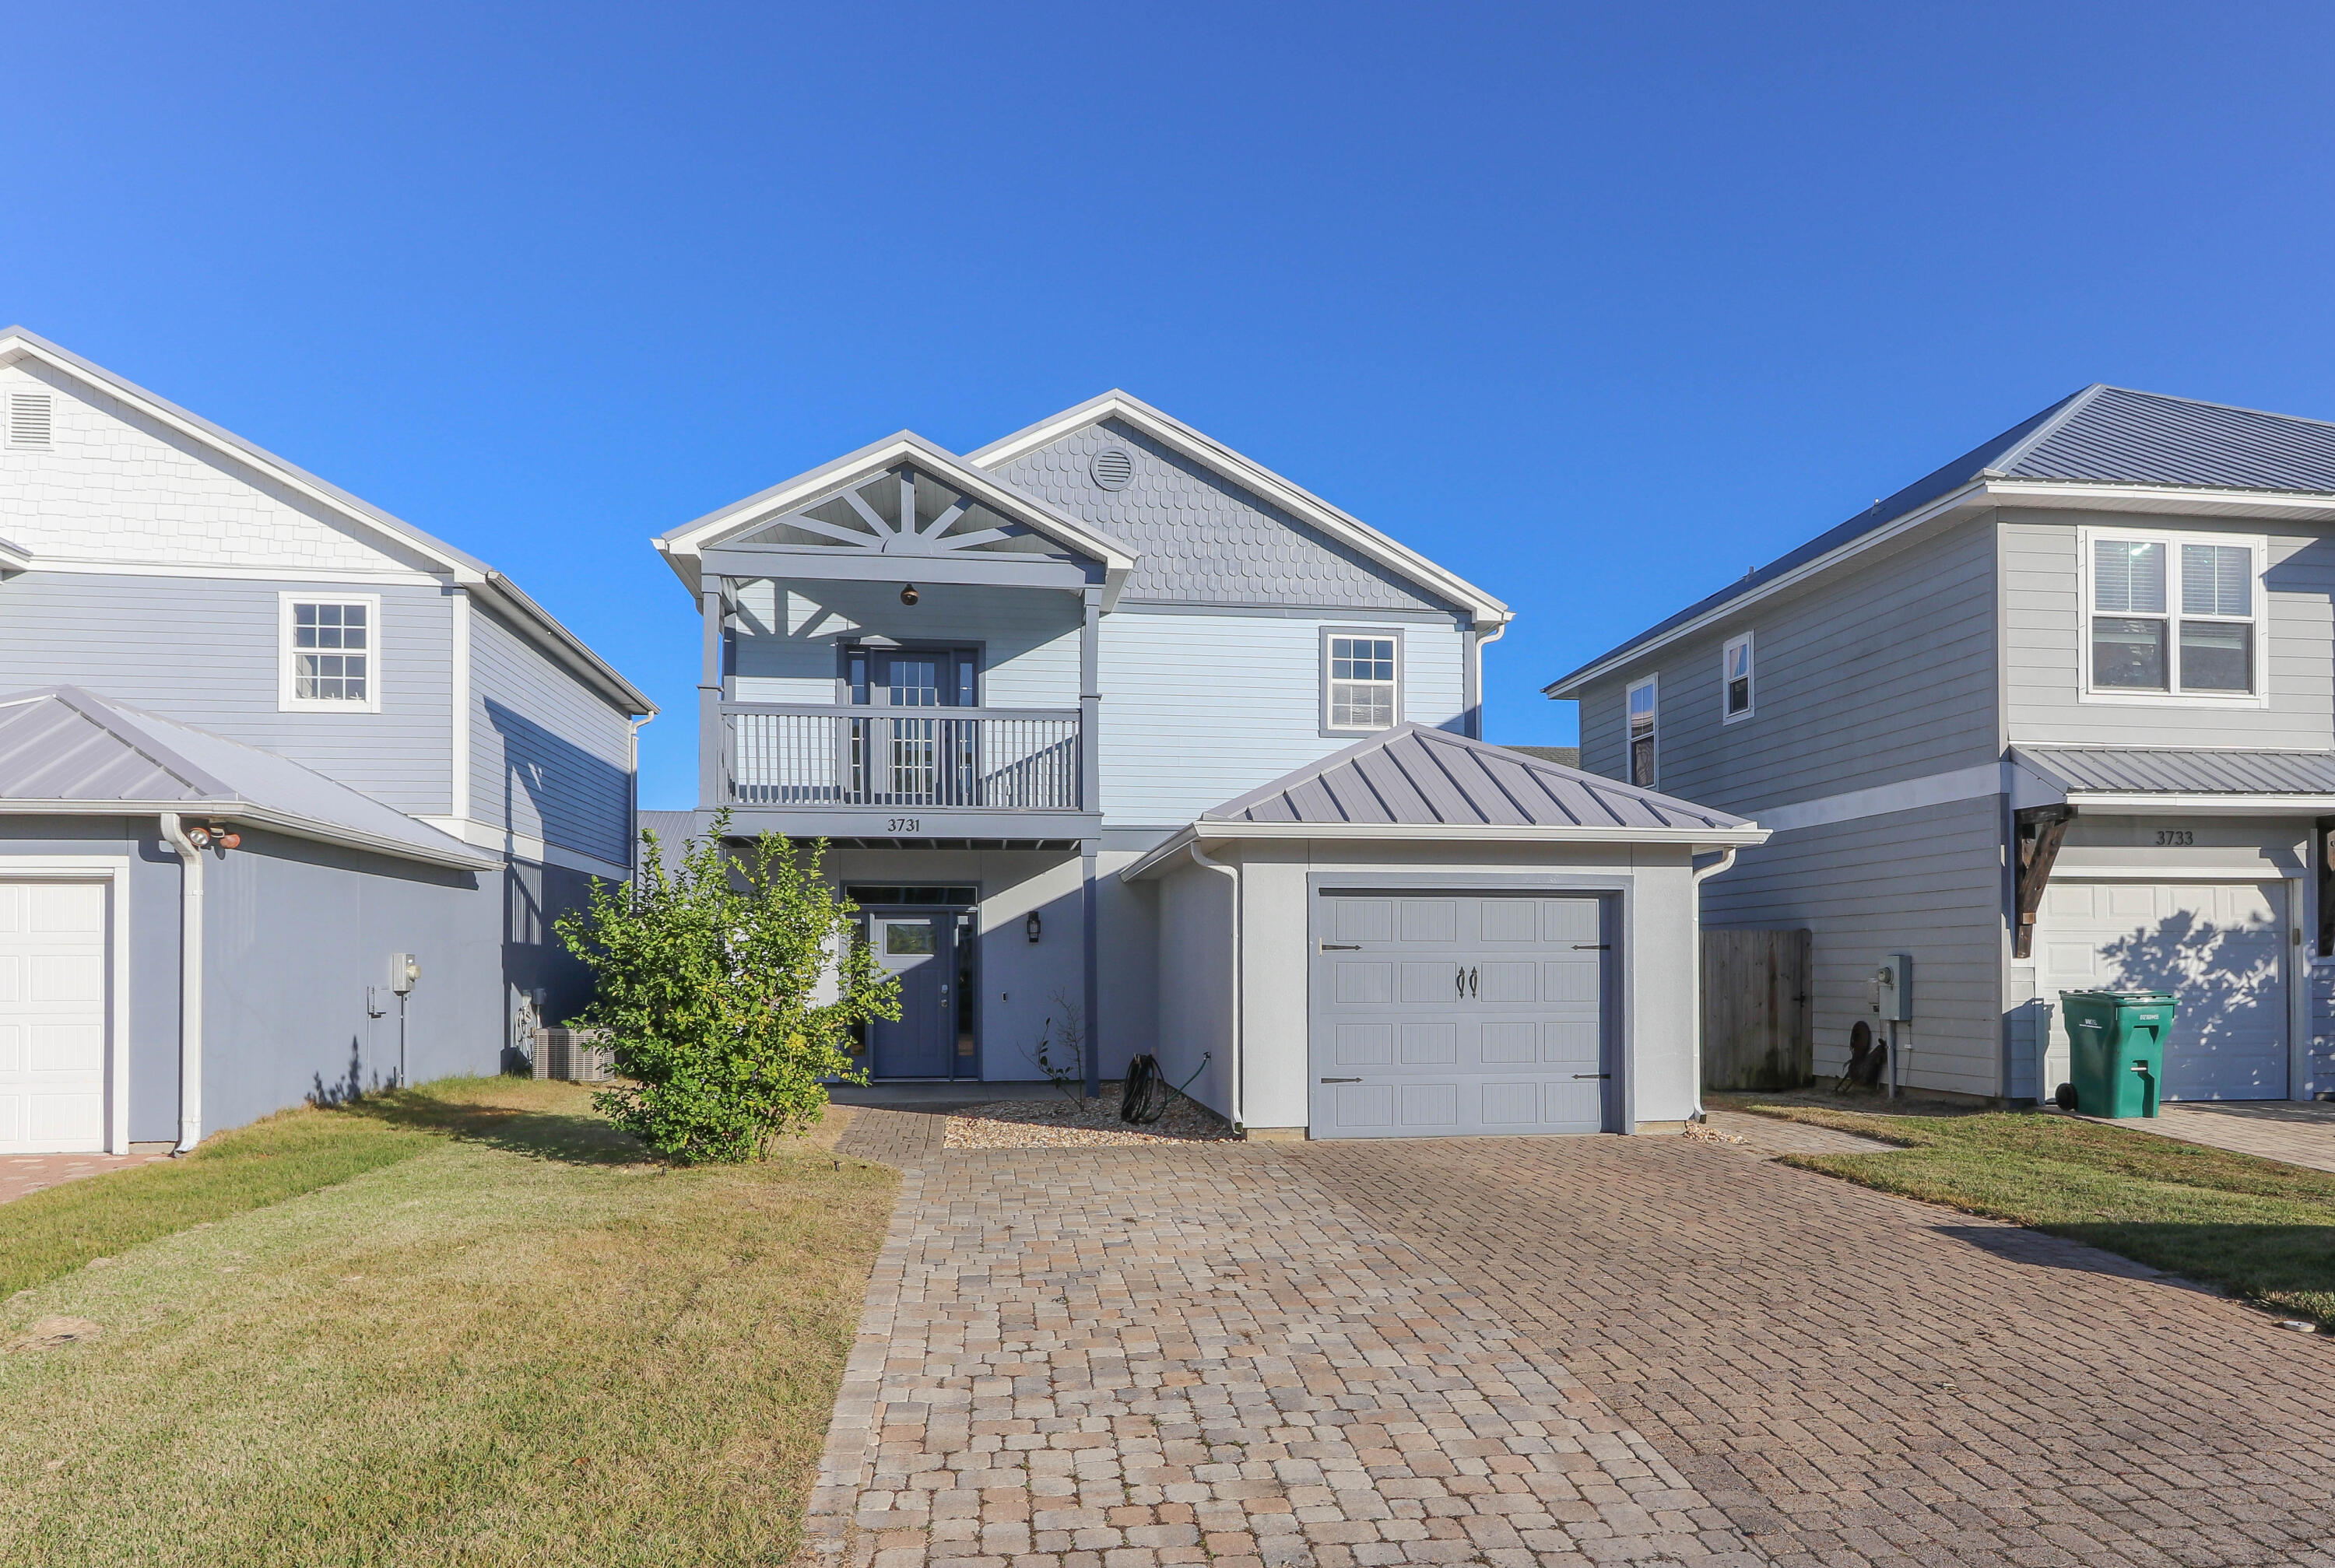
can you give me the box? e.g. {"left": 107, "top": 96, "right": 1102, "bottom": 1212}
{"left": 1685, "top": 847, "right": 1739, "bottom": 1124}
{"left": 1472, "top": 620, "right": 1507, "bottom": 741}
{"left": 1187, "top": 840, "right": 1244, "bottom": 1130}
{"left": 160, "top": 812, "right": 205, "bottom": 1154}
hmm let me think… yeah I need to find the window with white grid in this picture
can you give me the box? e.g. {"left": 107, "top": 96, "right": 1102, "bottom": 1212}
{"left": 1323, "top": 632, "right": 1400, "bottom": 733}
{"left": 2080, "top": 529, "right": 2265, "bottom": 703}
{"left": 279, "top": 594, "right": 381, "bottom": 711}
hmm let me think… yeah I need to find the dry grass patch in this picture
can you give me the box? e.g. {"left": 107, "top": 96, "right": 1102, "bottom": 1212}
{"left": 0, "top": 1079, "right": 895, "bottom": 1567}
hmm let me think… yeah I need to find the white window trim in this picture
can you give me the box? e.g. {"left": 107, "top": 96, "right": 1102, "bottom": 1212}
{"left": 1320, "top": 626, "right": 1404, "bottom": 738}
{"left": 0, "top": 858, "right": 133, "bottom": 1154}
{"left": 1721, "top": 630, "right": 1755, "bottom": 724}
{"left": 2076, "top": 526, "right": 2270, "bottom": 709}
{"left": 278, "top": 591, "right": 384, "bottom": 714}
{"left": 1626, "top": 673, "right": 1659, "bottom": 788}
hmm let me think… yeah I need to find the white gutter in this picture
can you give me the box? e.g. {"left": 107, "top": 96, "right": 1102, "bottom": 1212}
{"left": 160, "top": 813, "right": 205, "bottom": 1153}
{"left": 1119, "top": 819, "right": 1768, "bottom": 882}
{"left": 0, "top": 799, "right": 497, "bottom": 872}
{"left": 1685, "top": 847, "right": 1740, "bottom": 1124}
{"left": 1186, "top": 841, "right": 1245, "bottom": 1130}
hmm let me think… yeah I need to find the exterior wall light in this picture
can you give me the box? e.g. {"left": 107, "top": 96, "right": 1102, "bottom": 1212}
{"left": 1025, "top": 911, "right": 1041, "bottom": 943}
{"left": 900, "top": 584, "right": 919, "bottom": 605}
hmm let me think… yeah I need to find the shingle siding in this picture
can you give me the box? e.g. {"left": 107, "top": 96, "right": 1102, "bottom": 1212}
{"left": 991, "top": 418, "right": 1452, "bottom": 613}
{"left": 469, "top": 603, "right": 634, "bottom": 868}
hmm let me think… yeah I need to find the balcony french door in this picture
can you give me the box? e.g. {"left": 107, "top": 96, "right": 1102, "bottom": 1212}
{"left": 849, "top": 646, "right": 978, "bottom": 806}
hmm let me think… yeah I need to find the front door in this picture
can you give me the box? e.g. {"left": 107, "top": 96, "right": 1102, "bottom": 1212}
{"left": 867, "top": 914, "right": 956, "bottom": 1079}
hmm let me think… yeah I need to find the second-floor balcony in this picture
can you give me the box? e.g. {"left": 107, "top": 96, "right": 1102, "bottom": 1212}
{"left": 718, "top": 703, "right": 1084, "bottom": 815}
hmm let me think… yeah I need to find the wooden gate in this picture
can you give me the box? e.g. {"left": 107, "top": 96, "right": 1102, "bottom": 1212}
{"left": 1701, "top": 928, "right": 1812, "bottom": 1090}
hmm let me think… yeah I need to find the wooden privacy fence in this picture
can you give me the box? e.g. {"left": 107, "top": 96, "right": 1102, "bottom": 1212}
{"left": 1701, "top": 928, "right": 1813, "bottom": 1090}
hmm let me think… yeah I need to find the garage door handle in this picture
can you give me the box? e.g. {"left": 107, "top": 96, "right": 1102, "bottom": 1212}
{"left": 1320, "top": 942, "right": 1361, "bottom": 951}
{"left": 1573, "top": 943, "right": 1610, "bottom": 950}
{"left": 1320, "top": 1076, "right": 1362, "bottom": 1084}
{"left": 1573, "top": 1072, "right": 1610, "bottom": 1080}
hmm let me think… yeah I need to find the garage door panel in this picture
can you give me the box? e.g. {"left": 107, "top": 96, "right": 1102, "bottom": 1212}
{"left": 1311, "top": 890, "right": 1611, "bottom": 1138}
{"left": 1399, "top": 1022, "right": 1457, "bottom": 1065}
{"left": 1334, "top": 1024, "right": 1392, "bottom": 1067}
{"left": 2040, "top": 879, "right": 2288, "bottom": 1103}
{"left": 1481, "top": 1022, "right": 1536, "bottom": 1063}
{"left": 0, "top": 878, "right": 111, "bottom": 1154}
{"left": 1399, "top": 901, "right": 1459, "bottom": 943}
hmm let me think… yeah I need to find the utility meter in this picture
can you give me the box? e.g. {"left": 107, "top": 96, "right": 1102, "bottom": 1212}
{"left": 390, "top": 952, "right": 421, "bottom": 994}
{"left": 1873, "top": 953, "right": 1912, "bottom": 1023}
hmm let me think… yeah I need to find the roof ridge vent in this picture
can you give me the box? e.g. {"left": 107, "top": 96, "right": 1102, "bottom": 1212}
{"left": 7, "top": 390, "right": 52, "bottom": 450}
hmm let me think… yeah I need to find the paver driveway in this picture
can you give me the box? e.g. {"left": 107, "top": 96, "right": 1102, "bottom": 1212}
{"left": 809, "top": 1110, "right": 2335, "bottom": 1568}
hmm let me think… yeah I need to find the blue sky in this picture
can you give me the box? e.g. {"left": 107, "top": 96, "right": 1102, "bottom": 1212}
{"left": 8, "top": 3, "right": 2335, "bottom": 806}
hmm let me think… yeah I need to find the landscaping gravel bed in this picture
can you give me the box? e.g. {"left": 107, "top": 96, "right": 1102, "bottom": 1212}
{"left": 943, "top": 1088, "right": 1235, "bottom": 1148}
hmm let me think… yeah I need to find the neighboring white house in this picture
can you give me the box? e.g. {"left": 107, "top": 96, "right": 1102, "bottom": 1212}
{"left": 0, "top": 328, "right": 654, "bottom": 1155}
{"left": 657, "top": 393, "right": 1762, "bottom": 1137}
{"left": 1549, "top": 384, "right": 2335, "bottom": 1107}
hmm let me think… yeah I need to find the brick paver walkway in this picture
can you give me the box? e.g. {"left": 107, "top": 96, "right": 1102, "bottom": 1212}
{"left": 0, "top": 1146, "right": 172, "bottom": 1205}
{"left": 806, "top": 1120, "right": 2335, "bottom": 1568}
{"left": 2068, "top": 1100, "right": 2335, "bottom": 1176}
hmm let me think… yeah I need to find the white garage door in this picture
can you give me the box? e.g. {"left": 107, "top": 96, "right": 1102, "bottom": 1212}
{"left": 2039, "top": 880, "right": 2288, "bottom": 1102}
{"left": 1308, "top": 889, "right": 1611, "bottom": 1138}
{"left": 0, "top": 880, "right": 111, "bottom": 1154}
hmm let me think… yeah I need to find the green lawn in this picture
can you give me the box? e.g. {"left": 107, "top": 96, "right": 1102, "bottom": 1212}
{"left": 1728, "top": 1094, "right": 2335, "bottom": 1330}
{"left": 0, "top": 1078, "right": 895, "bottom": 1567}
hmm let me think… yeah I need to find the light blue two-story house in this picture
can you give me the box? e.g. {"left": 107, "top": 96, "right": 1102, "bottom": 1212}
{"left": 1548, "top": 385, "right": 2335, "bottom": 1108}
{"left": 658, "top": 394, "right": 1765, "bottom": 1138}
{"left": 0, "top": 328, "right": 653, "bottom": 1156}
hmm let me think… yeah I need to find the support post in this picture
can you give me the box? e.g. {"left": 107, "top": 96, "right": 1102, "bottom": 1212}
{"left": 2012, "top": 804, "right": 2073, "bottom": 960}
{"left": 699, "top": 577, "right": 726, "bottom": 809}
{"left": 1078, "top": 587, "right": 1101, "bottom": 814}
{"left": 1082, "top": 840, "right": 1101, "bottom": 1101}
{"left": 2317, "top": 816, "right": 2335, "bottom": 959}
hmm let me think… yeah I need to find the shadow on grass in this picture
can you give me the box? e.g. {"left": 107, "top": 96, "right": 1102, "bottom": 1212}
{"left": 339, "top": 1089, "right": 646, "bottom": 1167}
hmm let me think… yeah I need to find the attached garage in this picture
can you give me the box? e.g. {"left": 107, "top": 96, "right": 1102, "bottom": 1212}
{"left": 2038, "top": 879, "right": 2291, "bottom": 1102}
{"left": 1124, "top": 726, "right": 1765, "bottom": 1140}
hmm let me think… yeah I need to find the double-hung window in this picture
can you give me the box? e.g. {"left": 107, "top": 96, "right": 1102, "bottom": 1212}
{"left": 1322, "top": 630, "right": 1400, "bottom": 734}
{"left": 1722, "top": 631, "right": 1754, "bottom": 721}
{"left": 2084, "top": 531, "right": 2263, "bottom": 700}
{"left": 1626, "top": 675, "right": 1658, "bottom": 788}
{"left": 279, "top": 593, "right": 381, "bottom": 712}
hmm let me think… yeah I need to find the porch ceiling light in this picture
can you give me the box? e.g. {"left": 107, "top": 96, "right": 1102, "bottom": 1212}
{"left": 1025, "top": 911, "right": 1041, "bottom": 943}
{"left": 900, "top": 583, "right": 919, "bottom": 605}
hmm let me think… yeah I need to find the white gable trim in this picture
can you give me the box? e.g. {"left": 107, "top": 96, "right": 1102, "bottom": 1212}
{"left": 969, "top": 391, "right": 1511, "bottom": 629}
{"left": 655, "top": 431, "right": 1138, "bottom": 603}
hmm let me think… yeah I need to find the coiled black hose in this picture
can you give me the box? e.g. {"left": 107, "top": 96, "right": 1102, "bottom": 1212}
{"left": 1120, "top": 1054, "right": 1171, "bottom": 1124}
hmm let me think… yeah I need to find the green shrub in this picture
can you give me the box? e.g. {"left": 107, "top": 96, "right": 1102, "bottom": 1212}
{"left": 557, "top": 812, "right": 896, "bottom": 1163}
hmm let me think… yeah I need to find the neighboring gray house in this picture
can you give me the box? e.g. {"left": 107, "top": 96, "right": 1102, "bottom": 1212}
{"left": 658, "top": 392, "right": 1762, "bottom": 1137}
{"left": 0, "top": 328, "right": 653, "bottom": 1155}
{"left": 1547, "top": 384, "right": 2335, "bottom": 1106}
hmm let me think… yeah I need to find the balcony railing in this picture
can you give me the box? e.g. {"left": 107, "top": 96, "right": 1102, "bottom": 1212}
{"left": 721, "top": 704, "right": 1083, "bottom": 812}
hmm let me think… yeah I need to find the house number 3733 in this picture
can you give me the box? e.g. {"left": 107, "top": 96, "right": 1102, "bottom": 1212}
{"left": 2155, "top": 828, "right": 2194, "bottom": 847}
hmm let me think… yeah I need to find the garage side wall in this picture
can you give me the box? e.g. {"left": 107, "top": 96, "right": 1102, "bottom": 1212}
{"left": 202, "top": 828, "right": 502, "bottom": 1133}
{"left": 1703, "top": 795, "right": 2005, "bottom": 1095}
{"left": 1152, "top": 858, "right": 1236, "bottom": 1121}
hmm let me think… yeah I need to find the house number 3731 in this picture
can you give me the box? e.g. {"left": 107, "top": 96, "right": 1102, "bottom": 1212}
{"left": 2155, "top": 828, "right": 2194, "bottom": 847}
{"left": 889, "top": 818, "right": 922, "bottom": 833}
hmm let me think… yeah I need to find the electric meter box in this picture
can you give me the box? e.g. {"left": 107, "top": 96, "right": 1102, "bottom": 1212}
{"left": 1876, "top": 953, "right": 1912, "bottom": 1022}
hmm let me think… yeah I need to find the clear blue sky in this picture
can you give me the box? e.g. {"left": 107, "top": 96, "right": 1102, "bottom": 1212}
{"left": 8, "top": 4, "right": 2334, "bottom": 807}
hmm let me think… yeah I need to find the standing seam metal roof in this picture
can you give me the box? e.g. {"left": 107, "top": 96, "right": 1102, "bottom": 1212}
{"left": 1550, "top": 384, "right": 2335, "bottom": 690}
{"left": 1202, "top": 724, "right": 1750, "bottom": 832}
{"left": 2014, "top": 746, "right": 2335, "bottom": 795}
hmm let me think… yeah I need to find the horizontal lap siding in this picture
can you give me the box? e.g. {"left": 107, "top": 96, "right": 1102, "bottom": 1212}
{"left": 469, "top": 606, "right": 633, "bottom": 868}
{"left": 0, "top": 570, "right": 452, "bottom": 813}
{"left": 1100, "top": 612, "right": 1465, "bottom": 826}
{"left": 1706, "top": 795, "right": 2007, "bottom": 1096}
{"left": 2000, "top": 509, "right": 2335, "bottom": 748}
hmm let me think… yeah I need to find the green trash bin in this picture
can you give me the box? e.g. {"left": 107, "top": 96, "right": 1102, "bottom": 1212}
{"left": 2056, "top": 990, "right": 2175, "bottom": 1118}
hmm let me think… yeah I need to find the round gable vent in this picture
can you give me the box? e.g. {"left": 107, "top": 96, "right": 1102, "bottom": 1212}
{"left": 1090, "top": 446, "right": 1134, "bottom": 490}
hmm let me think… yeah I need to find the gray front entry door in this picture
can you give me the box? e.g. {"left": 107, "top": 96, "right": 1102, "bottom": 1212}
{"left": 869, "top": 915, "right": 954, "bottom": 1079}
{"left": 1308, "top": 890, "right": 1612, "bottom": 1138}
